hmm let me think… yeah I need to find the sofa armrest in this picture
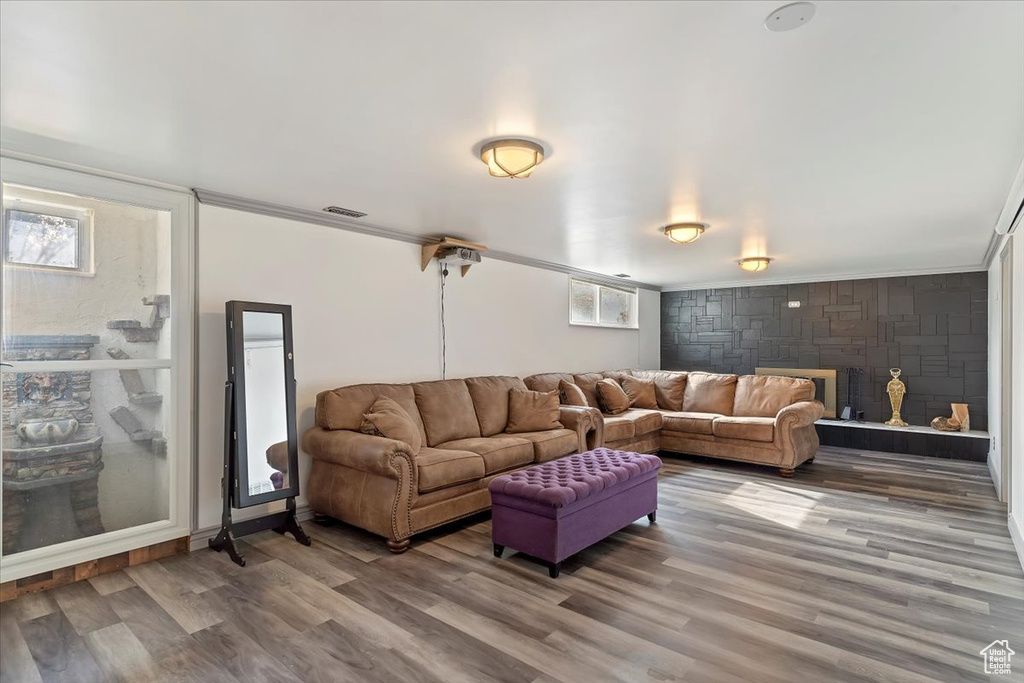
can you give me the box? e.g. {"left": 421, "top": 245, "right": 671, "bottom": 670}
{"left": 558, "top": 405, "right": 604, "bottom": 451}
{"left": 302, "top": 427, "right": 416, "bottom": 480}
{"left": 775, "top": 400, "right": 824, "bottom": 428}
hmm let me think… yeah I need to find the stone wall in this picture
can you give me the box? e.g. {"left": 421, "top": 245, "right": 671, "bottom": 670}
{"left": 661, "top": 272, "right": 988, "bottom": 429}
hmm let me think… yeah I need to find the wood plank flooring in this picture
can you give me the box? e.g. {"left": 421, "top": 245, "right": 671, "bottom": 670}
{"left": 2, "top": 447, "right": 1022, "bottom": 683}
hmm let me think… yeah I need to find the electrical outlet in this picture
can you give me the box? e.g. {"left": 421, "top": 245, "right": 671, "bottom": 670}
{"left": 788, "top": 301, "right": 801, "bottom": 308}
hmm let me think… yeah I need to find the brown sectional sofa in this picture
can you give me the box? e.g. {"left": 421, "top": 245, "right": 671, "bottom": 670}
{"left": 302, "top": 375, "right": 601, "bottom": 553}
{"left": 524, "top": 369, "right": 824, "bottom": 476}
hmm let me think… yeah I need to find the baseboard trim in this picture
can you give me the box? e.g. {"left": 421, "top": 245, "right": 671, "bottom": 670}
{"left": 988, "top": 452, "right": 1004, "bottom": 501}
{"left": 1009, "top": 514, "right": 1024, "bottom": 573}
{"left": 189, "top": 503, "right": 313, "bottom": 552}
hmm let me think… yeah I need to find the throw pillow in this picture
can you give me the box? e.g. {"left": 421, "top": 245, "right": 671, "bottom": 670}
{"left": 559, "top": 379, "right": 589, "bottom": 407}
{"left": 507, "top": 388, "right": 561, "bottom": 433}
{"left": 596, "top": 378, "right": 631, "bottom": 415}
{"left": 621, "top": 376, "right": 658, "bottom": 409}
{"left": 360, "top": 396, "right": 422, "bottom": 453}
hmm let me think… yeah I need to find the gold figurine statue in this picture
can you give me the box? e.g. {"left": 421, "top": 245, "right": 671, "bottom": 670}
{"left": 885, "top": 368, "right": 908, "bottom": 427}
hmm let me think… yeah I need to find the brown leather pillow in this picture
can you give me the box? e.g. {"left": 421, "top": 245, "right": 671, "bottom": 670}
{"left": 559, "top": 380, "right": 589, "bottom": 407}
{"left": 596, "top": 378, "right": 631, "bottom": 415}
{"left": 359, "top": 396, "right": 422, "bottom": 454}
{"left": 506, "top": 389, "right": 561, "bottom": 433}
{"left": 621, "top": 376, "right": 658, "bottom": 409}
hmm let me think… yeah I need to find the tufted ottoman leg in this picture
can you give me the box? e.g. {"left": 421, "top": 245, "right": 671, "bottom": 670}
{"left": 493, "top": 543, "right": 504, "bottom": 558}
{"left": 548, "top": 562, "right": 561, "bottom": 579}
{"left": 648, "top": 511, "right": 657, "bottom": 523}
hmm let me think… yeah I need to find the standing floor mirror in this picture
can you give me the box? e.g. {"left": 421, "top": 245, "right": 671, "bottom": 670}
{"left": 209, "top": 301, "right": 310, "bottom": 566}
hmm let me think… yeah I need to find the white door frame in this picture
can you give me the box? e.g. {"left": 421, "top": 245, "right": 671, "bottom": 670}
{"left": 0, "top": 156, "right": 194, "bottom": 582}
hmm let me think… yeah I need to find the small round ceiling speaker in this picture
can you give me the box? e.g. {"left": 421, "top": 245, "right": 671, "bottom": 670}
{"left": 765, "top": 2, "right": 816, "bottom": 32}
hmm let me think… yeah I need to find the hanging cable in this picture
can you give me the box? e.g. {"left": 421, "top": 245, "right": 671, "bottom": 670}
{"left": 439, "top": 260, "right": 448, "bottom": 379}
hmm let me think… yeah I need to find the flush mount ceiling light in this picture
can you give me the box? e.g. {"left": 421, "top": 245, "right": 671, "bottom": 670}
{"left": 480, "top": 139, "right": 545, "bottom": 178}
{"left": 765, "top": 2, "right": 816, "bottom": 32}
{"left": 739, "top": 257, "right": 772, "bottom": 273}
{"left": 663, "top": 222, "right": 708, "bottom": 244}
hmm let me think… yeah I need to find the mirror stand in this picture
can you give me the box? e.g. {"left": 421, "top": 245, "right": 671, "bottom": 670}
{"left": 209, "top": 380, "right": 310, "bottom": 567}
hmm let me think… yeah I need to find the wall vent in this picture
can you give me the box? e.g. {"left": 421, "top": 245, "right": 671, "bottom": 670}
{"left": 322, "top": 206, "right": 367, "bottom": 218}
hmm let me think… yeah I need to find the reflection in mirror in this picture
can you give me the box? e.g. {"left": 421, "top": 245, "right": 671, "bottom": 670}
{"left": 241, "top": 311, "right": 289, "bottom": 496}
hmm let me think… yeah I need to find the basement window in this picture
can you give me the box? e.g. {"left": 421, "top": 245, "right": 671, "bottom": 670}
{"left": 3, "top": 197, "right": 94, "bottom": 274}
{"left": 569, "top": 277, "right": 638, "bottom": 329}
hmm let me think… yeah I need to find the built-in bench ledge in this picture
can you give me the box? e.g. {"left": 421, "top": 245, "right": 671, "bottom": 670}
{"left": 815, "top": 419, "right": 989, "bottom": 439}
{"left": 814, "top": 419, "right": 990, "bottom": 462}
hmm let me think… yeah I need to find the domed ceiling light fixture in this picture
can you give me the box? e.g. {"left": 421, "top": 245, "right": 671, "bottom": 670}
{"left": 479, "top": 139, "right": 545, "bottom": 178}
{"left": 663, "top": 222, "right": 707, "bottom": 244}
{"left": 738, "top": 257, "right": 772, "bottom": 273}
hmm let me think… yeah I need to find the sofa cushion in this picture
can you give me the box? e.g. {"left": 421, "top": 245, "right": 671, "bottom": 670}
{"left": 631, "top": 370, "right": 688, "bottom": 411}
{"left": 621, "top": 376, "right": 658, "bottom": 409}
{"left": 712, "top": 416, "right": 776, "bottom": 443}
{"left": 416, "top": 447, "right": 485, "bottom": 492}
{"left": 660, "top": 411, "right": 721, "bottom": 435}
{"left": 507, "top": 389, "right": 561, "bottom": 433}
{"left": 733, "top": 375, "right": 816, "bottom": 418}
{"left": 505, "top": 428, "right": 578, "bottom": 462}
{"left": 317, "top": 384, "right": 426, "bottom": 442}
{"left": 413, "top": 380, "right": 481, "bottom": 447}
{"left": 523, "top": 372, "right": 575, "bottom": 394}
{"left": 359, "top": 396, "right": 422, "bottom": 454}
{"left": 620, "top": 408, "right": 664, "bottom": 435}
{"left": 572, "top": 372, "right": 605, "bottom": 409}
{"left": 682, "top": 372, "right": 738, "bottom": 415}
{"left": 559, "top": 380, "right": 589, "bottom": 407}
{"left": 465, "top": 376, "right": 529, "bottom": 436}
{"left": 438, "top": 436, "right": 534, "bottom": 475}
{"left": 602, "top": 416, "right": 636, "bottom": 442}
{"left": 596, "top": 379, "right": 631, "bottom": 415}
{"left": 603, "top": 369, "right": 634, "bottom": 383}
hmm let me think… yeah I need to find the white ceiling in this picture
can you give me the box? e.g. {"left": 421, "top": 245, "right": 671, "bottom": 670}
{"left": 1, "top": 1, "right": 1022, "bottom": 288}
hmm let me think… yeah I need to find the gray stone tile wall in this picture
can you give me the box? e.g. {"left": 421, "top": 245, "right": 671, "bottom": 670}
{"left": 661, "top": 272, "right": 988, "bottom": 429}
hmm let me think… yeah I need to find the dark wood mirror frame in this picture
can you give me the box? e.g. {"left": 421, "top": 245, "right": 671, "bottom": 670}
{"left": 209, "top": 300, "right": 309, "bottom": 566}
{"left": 227, "top": 300, "right": 299, "bottom": 508}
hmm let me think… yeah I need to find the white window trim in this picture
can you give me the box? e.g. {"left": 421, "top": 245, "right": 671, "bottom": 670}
{"left": 568, "top": 277, "right": 639, "bottom": 330}
{"left": 0, "top": 156, "right": 195, "bottom": 583}
{"left": 3, "top": 192, "right": 96, "bottom": 276}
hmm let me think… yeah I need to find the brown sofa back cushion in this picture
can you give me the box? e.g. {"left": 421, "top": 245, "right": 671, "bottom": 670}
{"left": 596, "top": 378, "right": 631, "bottom": 415}
{"left": 316, "top": 384, "right": 427, "bottom": 442}
{"left": 621, "top": 376, "right": 658, "bottom": 409}
{"left": 465, "top": 376, "right": 529, "bottom": 437}
{"left": 631, "top": 370, "right": 688, "bottom": 411}
{"left": 573, "top": 372, "right": 606, "bottom": 409}
{"left": 507, "top": 389, "right": 561, "bottom": 433}
{"left": 559, "top": 379, "right": 589, "bottom": 406}
{"left": 523, "top": 372, "right": 574, "bottom": 394}
{"left": 681, "top": 372, "right": 738, "bottom": 415}
{"left": 732, "top": 375, "right": 816, "bottom": 417}
{"left": 359, "top": 396, "right": 422, "bottom": 454}
{"left": 413, "top": 379, "right": 482, "bottom": 447}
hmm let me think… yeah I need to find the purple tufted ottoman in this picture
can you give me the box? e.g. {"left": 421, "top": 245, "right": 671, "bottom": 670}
{"left": 487, "top": 448, "right": 662, "bottom": 578}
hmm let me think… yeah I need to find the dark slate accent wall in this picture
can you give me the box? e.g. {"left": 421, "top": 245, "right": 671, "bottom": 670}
{"left": 660, "top": 272, "right": 988, "bottom": 430}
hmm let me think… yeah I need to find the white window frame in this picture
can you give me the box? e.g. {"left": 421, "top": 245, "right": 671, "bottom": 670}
{"left": 568, "top": 277, "right": 639, "bottom": 330}
{"left": 3, "top": 193, "right": 96, "bottom": 275}
{"left": 0, "top": 156, "right": 194, "bottom": 583}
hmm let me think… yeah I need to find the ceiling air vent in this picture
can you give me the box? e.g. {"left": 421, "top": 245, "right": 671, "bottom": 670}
{"left": 322, "top": 206, "right": 367, "bottom": 218}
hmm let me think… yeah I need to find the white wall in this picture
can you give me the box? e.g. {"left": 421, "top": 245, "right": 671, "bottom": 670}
{"left": 196, "top": 205, "right": 660, "bottom": 531}
{"left": 987, "top": 232, "right": 1024, "bottom": 570}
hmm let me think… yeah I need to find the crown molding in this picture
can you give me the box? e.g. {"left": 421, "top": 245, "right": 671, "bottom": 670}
{"left": 660, "top": 262, "right": 988, "bottom": 292}
{"left": 193, "top": 189, "right": 659, "bottom": 291}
